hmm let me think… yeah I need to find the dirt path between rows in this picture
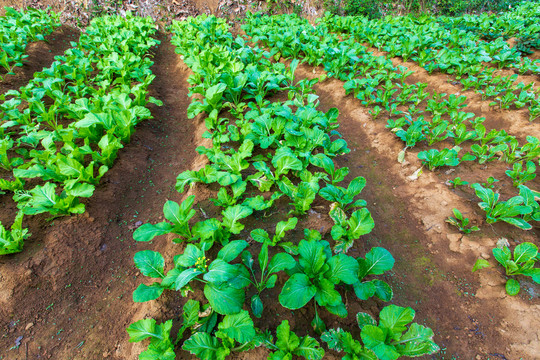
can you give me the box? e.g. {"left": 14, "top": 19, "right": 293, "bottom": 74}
{"left": 0, "top": 33, "right": 198, "bottom": 359}
{"left": 294, "top": 63, "right": 540, "bottom": 359}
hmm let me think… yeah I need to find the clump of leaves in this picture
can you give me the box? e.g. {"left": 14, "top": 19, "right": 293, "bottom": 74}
{"left": 322, "top": 305, "right": 439, "bottom": 360}
{"left": 446, "top": 208, "right": 479, "bottom": 234}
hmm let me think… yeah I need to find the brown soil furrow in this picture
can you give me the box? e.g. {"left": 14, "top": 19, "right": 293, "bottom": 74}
{"left": 0, "top": 33, "right": 199, "bottom": 359}
{"left": 0, "top": 25, "right": 80, "bottom": 95}
{"left": 295, "top": 63, "right": 540, "bottom": 359}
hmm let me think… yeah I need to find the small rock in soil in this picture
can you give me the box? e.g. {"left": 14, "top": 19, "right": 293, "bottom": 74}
{"left": 25, "top": 323, "right": 34, "bottom": 330}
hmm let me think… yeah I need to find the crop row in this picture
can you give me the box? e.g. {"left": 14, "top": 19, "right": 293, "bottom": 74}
{"left": 242, "top": 12, "right": 540, "bottom": 232}
{"left": 127, "top": 15, "right": 439, "bottom": 360}
{"left": 321, "top": 13, "right": 540, "bottom": 121}
{"left": 0, "top": 13, "right": 160, "bottom": 255}
{"left": 0, "top": 7, "right": 60, "bottom": 79}
{"left": 437, "top": 1, "right": 540, "bottom": 53}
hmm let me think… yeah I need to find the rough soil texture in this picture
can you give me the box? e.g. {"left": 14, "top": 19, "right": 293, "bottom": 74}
{"left": 0, "top": 18, "right": 539, "bottom": 360}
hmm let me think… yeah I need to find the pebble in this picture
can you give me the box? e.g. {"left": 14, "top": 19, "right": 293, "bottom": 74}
{"left": 25, "top": 323, "right": 34, "bottom": 330}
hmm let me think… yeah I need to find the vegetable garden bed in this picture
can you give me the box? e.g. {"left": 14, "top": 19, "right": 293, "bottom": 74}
{"left": 0, "top": 4, "right": 539, "bottom": 360}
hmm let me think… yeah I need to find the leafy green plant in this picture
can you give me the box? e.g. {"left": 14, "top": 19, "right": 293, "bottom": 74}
{"left": 491, "top": 242, "right": 540, "bottom": 295}
{"left": 323, "top": 305, "right": 439, "bottom": 360}
{"left": 471, "top": 183, "right": 533, "bottom": 230}
{"left": 319, "top": 176, "right": 368, "bottom": 211}
{"left": 0, "top": 211, "right": 30, "bottom": 255}
{"left": 506, "top": 161, "right": 536, "bottom": 187}
{"left": 241, "top": 243, "right": 296, "bottom": 317}
{"left": 481, "top": 176, "right": 499, "bottom": 189}
{"left": 446, "top": 208, "right": 479, "bottom": 234}
{"left": 279, "top": 239, "right": 393, "bottom": 319}
{"left": 417, "top": 147, "right": 460, "bottom": 171}
{"left": 262, "top": 320, "right": 325, "bottom": 359}
{"left": 447, "top": 177, "right": 469, "bottom": 188}
{"left": 330, "top": 208, "right": 375, "bottom": 254}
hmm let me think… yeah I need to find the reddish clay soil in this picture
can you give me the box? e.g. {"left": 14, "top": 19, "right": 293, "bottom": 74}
{"left": 1, "top": 33, "right": 539, "bottom": 360}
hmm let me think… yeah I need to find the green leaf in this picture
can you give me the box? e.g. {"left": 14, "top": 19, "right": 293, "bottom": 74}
{"left": 251, "top": 294, "right": 264, "bottom": 318}
{"left": 173, "top": 268, "right": 202, "bottom": 290}
{"left": 176, "top": 244, "right": 203, "bottom": 267}
{"left": 363, "top": 247, "right": 395, "bottom": 275}
{"left": 268, "top": 253, "right": 296, "bottom": 274}
{"left": 357, "top": 312, "right": 377, "bottom": 329}
{"left": 326, "top": 254, "right": 359, "bottom": 285}
{"left": 314, "top": 277, "right": 342, "bottom": 307}
{"left": 353, "top": 281, "right": 376, "bottom": 300}
{"left": 276, "top": 320, "right": 300, "bottom": 352}
{"left": 222, "top": 205, "right": 253, "bottom": 234}
{"left": 279, "top": 273, "right": 317, "bottom": 310}
{"left": 217, "top": 240, "right": 249, "bottom": 262}
{"left": 379, "top": 305, "right": 415, "bottom": 335}
{"left": 372, "top": 279, "right": 393, "bottom": 301}
{"left": 133, "top": 283, "right": 164, "bottom": 303}
{"left": 133, "top": 222, "right": 173, "bottom": 242}
{"left": 275, "top": 217, "right": 298, "bottom": 242}
{"left": 127, "top": 318, "right": 160, "bottom": 342}
{"left": 183, "top": 332, "right": 223, "bottom": 359}
{"left": 472, "top": 258, "right": 490, "bottom": 272}
{"left": 217, "top": 310, "right": 256, "bottom": 343}
{"left": 505, "top": 278, "right": 520, "bottom": 295}
{"left": 395, "top": 323, "right": 440, "bottom": 357}
{"left": 204, "top": 282, "right": 245, "bottom": 315}
{"left": 348, "top": 208, "right": 375, "bottom": 239}
{"left": 203, "top": 259, "right": 238, "bottom": 283}
{"left": 251, "top": 228, "right": 271, "bottom": 243}
{"left": 134, "top": 250, "right": 165, "bottom": 278}
{"left": 361, "top": 325, "right": 400, "bottom": 360}
{"left": 295, "top": 335, "right": 325, "bottom": 360}
{"left": 514, "top": 242, "right": 538, "bottom": 263}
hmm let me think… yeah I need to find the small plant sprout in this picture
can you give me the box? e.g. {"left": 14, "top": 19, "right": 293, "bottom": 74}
{"left": 446, "top": 208, "right": 480, "bottom": 233}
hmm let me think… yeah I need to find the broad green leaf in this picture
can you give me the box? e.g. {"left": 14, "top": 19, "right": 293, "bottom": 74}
{"left": 514, "top": 242, "right": 538, "bottom": 263}
{"left": 361, "top": 325, "right": 400, "bottom": 360}
{"left": 173, "top": 268, "right": 202, "bottom": 290}
{"left": 217, "top": 240, "right": 249, "bottom": 262}
{"left": 251, "top": 294, "right": 264, "bottom": 318}
{"left": 217, "top": 310, "right": 256, "bottom": 343}
{"left": 222, "top": 205, "right": 253, "bottom": 234}
{"left": 175, "top": 244, "right": 203, "bottom": 267}
{"left": 183, "top": 332, "right": 223, "bottom": 359}
{"left": 353, "top": 281, "right": 376, "bottom": 300}
{"left": 372, "top": 279, "right": 393, "bottom": 301}
{"left": 279, "top": 273, "right": 317, "bottom": 310}
{"left": 127, "top": 318, "right": 160, "bottom": 342}
{"left": 505, "top": 278, "right": 520, "bottom": 295}
{"left": 314, "top": 278, "right": 342, "bottom": 307}
{"left": 295, "top": 336, "right": 325, "bottom": 360}
{"left": 204, "top": 282, "right": 245, "bottom": 315}
{"left": 472, "top": 258, "right": 490, "bottom": 272}
{"left": 203, "top": 259, "right": 238, "bottom": 283}
{"left": 379, "top": 305, "right": 415, "bottom": 335}
{"left": 133, "top": 222, "right": 173, "bottom": 242}
{"left": 357, "top": 312, "right": 377, "bottom": 329}
{"left": 326, "top": 254, "right": 359, "bottom": 285}
{"left": 133, "top": 283, "right": 164, "bottom": 303}
{"left": 363, "top": 247, "right": 395, "bottom": 276}
{"left": 134, "top": 250, "right": 165, "bottom": 278}
{"left": 348, "top": 208, "right": 375, "bottom": 239}
{"left": 268, "top": 253, "right": 296, "bottom": 274}
{"left": 275, "top": 217, "right": 298, "bottom": 242}
{"left": 395, "top": 323, "right": 440, "bottom": 357}
{"left": 276, "top": 320, "right": 300, "bottom": 352}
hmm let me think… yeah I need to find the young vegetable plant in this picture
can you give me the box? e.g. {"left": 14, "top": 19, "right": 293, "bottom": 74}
{"left": 261, "top": 320, "right": 325, "bottom": 360}
{"left": 0, "top": 211, "right": 30, "bottom": 255}
{"left": 132, "top": 241, "right": 252, "bottom": 315}
{"left": 319, "top": 176, "right": 368, "bottom": 212}
{"left": 471, "top": 183, "right": 534, "bottom": 230}
{"left": 241, "top": 243, "right": 296, "bottom": 317}
{"left": 447, "top": 177, "right": 469, "bottom": 188}
{"left": 491, "top": 242, "right": 540, "bottom": 295}
{"left": 330, "top": 207, "right": 375, "bottom": 254}
{"left": 279, "top": 238, "right": 394, "bottom": 321}
{"left": 417, "top": 147, "right": 460, "bottom": 171}
{"left": 250, "top": 217, "right": 298, "bottom": 254}
{"left": 323, "top": 305, "right": 439, "bottom": 360}
{"left": 446, "top": 208, "right": 480, "bottom": 234}
{"left": 506, "top": 161, "right": 537, "bottom": 187}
